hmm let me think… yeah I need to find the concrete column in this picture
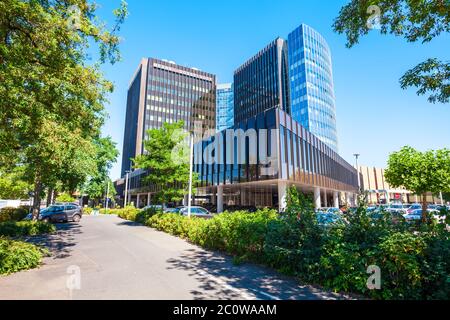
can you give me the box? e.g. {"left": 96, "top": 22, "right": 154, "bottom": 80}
{"left": 147, "top": 193, "right": 151, "bottom": 206}
{"left": 314, "top": 187, "right": 321, "bottom": 209}
{"left": 217, "top": 185, "right": 224, "bottom": 214}
{"left": 333, "top": 191, "right": 339, "bottom": 208}
{"left": 346, "top": 192, "right": 352, "bottom": 207}
{"left": 278, "top": 182, "right": 288, "bottom": 213}
{"left": 136, "top": 194, "right": 140, "bottom": 208}
{"left": 323, "top": 191, "right": 328, "bottom": 207}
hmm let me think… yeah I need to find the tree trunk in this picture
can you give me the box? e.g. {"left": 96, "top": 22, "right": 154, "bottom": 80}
{"left": 32, "top": 176, "right": 43, "bottom": 221}
{"left": 422, "top": 193, "right": 428, "bottom": 223}
{"left": 46, "top": 188, "right": 53, "bottom": 207}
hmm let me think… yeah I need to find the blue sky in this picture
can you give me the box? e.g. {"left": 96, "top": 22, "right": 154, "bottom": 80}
{"left": 94, "top": 0, "right": 450, "bottom": 180}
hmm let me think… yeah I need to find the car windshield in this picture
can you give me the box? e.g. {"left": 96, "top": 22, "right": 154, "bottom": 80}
{"left": 390, "top": 205, "right": 403, "bottom": 209}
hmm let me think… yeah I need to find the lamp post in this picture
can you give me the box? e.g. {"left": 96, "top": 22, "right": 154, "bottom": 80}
{"left": 353, "top": 153, "right": 361, "bottom": 191}
{"left": 187, "top": 133, "right": 194, "bottom": 219}
{"left": 124, "top": 171, "right": 130, "bottom": 207}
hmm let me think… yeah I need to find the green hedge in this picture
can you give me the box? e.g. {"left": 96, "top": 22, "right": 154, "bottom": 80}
{"left": 0, "top": 238, "right": 47, "bottom": 275}
{"left": 0, "top": 221, "right": 56, "bottom": 237}
{"left": 0, "top": 207, "right": 29, "bottom": 223}
{"left": 125, "top": 188, "right": 449, "bottom": 300}
{"left": 116, "top": 206, "right": 161, "bottom": 224}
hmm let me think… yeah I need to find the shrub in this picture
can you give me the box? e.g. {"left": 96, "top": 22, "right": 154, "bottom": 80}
{"left": 83, "top": 207, "right": 93, "bottom": 215}
{"left": 0, "top": 221, "right": 56, "bottom": 237}
{"left": 0, "top": 238, "right": 47, "bottom": 275}
{"left": 135, "top": 207, "right": 161, "bottom": 224}
{"left": 114, "top": 206, "right": 138, "bottom": 220}
{"left": 0, "top": 207, "right": 29, "bottom": 223}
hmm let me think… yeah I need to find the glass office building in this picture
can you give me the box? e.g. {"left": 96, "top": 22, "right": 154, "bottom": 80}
{"left": 216, "top": 83, "right": 234, "bottom": 132}
{"left": 121, "top": 58, "right": 216, "bottom": 177}
{"left": 234, "top": 38, "right": 291, "bottom": 124}
{"left": 193, "top": 108, "right": 358, "bottom": 211}
{"left": 288, "top": 24, "right": 339, "bottom": 152}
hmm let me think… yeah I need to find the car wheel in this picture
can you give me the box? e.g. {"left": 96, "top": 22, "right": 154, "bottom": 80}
{"left": 72, "top": 215, "right": 81, "bottom": 223}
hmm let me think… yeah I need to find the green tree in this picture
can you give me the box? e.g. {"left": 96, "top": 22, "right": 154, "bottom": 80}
{"left": 385, "top": 146, "right": 450, "bottom": 222}
{"left": 81, "top": 137, "right": 119, "bottom": 204}
{"left": 333, "top": 0, "right": 449, "bottom": 103}
{"left": 133, "top": 121, "right": 198, "bottom": 205}
{"left": 0, "top": 166, "right": 32, "bottom": 199}
{"left": 0, "top": 0, "right": 128, "bottom": 219}
{"left": 55, "top": 193, "right": 76, "bottom": 203}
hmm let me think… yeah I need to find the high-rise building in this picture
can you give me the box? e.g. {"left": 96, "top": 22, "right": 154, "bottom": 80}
{"left": 234, "top": 38, "right": 291, "bottom": 124}
{"left": 216, "top": 83, "right": 234, "bottom": 132}
{"left": 288, "top": 24, "right": 339, "bottom": 152}
{"left": 121, "top": 58, "right": 216, "bottom": 177}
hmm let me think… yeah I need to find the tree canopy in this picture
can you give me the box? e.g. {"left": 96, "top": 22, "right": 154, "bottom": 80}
{"left": 0, "top": 0, "right": 128, "bottom": 217}
{"left": 385, "top": 146, "right": 450, "bottom": 220}
{"left": 133, "top": 121, "right": 198, "bottom": 205}
{"left": 333, "top": 0, "right": 450, "bottom": 103}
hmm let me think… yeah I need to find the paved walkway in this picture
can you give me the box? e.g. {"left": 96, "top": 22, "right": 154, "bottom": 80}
{"left": 0, "top": 215, "right": 350, "bottom": 300}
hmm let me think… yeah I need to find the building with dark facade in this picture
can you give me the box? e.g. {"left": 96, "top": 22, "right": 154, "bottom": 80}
{"left": 288, "top": 24, "right": 339, "bottom": 152}
{"left": 234, "top": 38, "right": 291, "bottom": 123}
{"left": 121, "top": 58, "right": 216, "bottom": 177}
{"left": 117, "top": 25, "right": 358, "bottom": 212}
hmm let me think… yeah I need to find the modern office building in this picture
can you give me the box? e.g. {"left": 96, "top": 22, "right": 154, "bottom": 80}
{"left": 234, "top": 38, "right": 291, "bottom": 123}
{"left": 194, "top": 108, "right": 358, "bottom": 212}
{"left": 288, "top": 24, "right": 339, "bottom": 152}
{"left": 216, "top": 83, "right": 234, "bottom": 132}
{"left": 192, "top": 37, "right": 358, "bottom": 212}
{"left": 117, "top": 26, "right": 358, "bottom": 211}
{"left": 121, "top": 58, "right": 216, "bottom": 177}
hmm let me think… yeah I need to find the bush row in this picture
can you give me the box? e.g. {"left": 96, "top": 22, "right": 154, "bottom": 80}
{"left": 117, "top": 206, "right": 162, "bottom": 224}
{"left": 0, "top": 238, "right": 48, "bottom": 275}
{"left": 0, "top": 207, "right": 29, "bottom": 223}
{"left": 122, "top": 189, "right": 449, "bottom": 300}
{"left": 0, "top": 221, "right": 56, "bottom": 238}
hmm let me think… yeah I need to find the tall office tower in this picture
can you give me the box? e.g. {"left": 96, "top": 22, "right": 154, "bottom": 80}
{"left": 288, "top": 24, "right": 339, "bottom": 152}
{"left": 216, "top": 83, "right": 234, "bottom": 132}
{"left": 234, "top": 38, "right": 291, "bottom": 124}
{"left": 121, "top": 58, "right": 216, "bottom": 177}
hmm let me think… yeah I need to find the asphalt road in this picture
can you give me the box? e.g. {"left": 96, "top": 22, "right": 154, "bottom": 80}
{"left": 0, "top": 215, "right": 350, "bottom": 300}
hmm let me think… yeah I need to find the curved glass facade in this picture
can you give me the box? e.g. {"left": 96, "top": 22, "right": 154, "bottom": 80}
{"left": 216, "top": 83, "right": 234, "bottom": 132}
{"left": 288, "top": 24, "right": 338, "bottom": 152}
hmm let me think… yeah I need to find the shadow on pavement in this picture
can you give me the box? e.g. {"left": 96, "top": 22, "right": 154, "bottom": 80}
{"left": 26, "top": 223, "right": 83, "bottom": 260}
{"left": 166, "top": 248, "right": 348, "bottom": 301}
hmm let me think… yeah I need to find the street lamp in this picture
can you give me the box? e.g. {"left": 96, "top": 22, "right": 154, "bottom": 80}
{"left": 124, "top": 170, "right": 130, "bottom": 207}
{"left": 353, "top": 153, "right": 361, "bottom": 191}
{"left": 187, "top": 133, "right": 194, "bottom": 219}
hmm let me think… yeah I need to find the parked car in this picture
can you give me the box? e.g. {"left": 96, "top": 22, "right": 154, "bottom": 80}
{"left": 386, "top": 204, "right": 408, "bottom": 214}
{"left": 141, "top": 205, "right": 165, "bottom": 212}
{"left": 25, "top": 204, "right": 82, "bottom": 223}
{"left": 403, "top": 209, "right": 441, "bottom": 222}
{"left": 370, "top": 210, "right": 405, "bottom": 224}
{"left": 317, "top": 207, "right": 343, "bottom": 214}
{"left": 406, "top": 203, "right": 422, "bottom": 214}
{"left": 178, "top": 206, "right": 212, "bottom": 218}
{"left": 316, "top": 212, "right": 346, "bottom": 227}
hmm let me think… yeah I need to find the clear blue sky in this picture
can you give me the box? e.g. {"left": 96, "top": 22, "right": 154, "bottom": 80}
{"left": 94, "top": 0, "right": 450, "bottom": 180}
